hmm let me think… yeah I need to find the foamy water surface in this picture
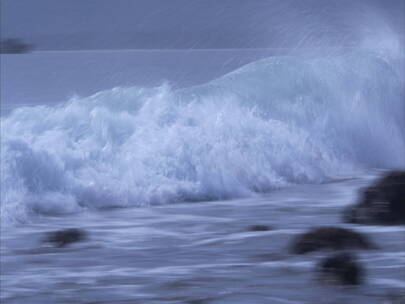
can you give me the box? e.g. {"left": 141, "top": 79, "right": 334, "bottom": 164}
{"left": 1, "top": 49, "right": 404, "bottom": 303}
{"left": 1, "top": 174, "right": 405, "bottom": 304}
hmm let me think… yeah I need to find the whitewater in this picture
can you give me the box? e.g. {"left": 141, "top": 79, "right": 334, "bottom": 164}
{"left": 1, "top": 51, "right": 404, "bottom": 225}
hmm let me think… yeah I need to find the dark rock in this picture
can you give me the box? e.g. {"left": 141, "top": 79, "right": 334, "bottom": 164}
{"left": 317, "top": 253, "right": 364, "bottom": 285}
{"left": 44, "top": 228, "right": 86, "bottom": 248}
{"left": 290, "top": 226, "right": 375, "bottom": 254}
{"left": 247, "top": 225, "right": 273, "bottom": 232}
{"left": 343, "top": 171, "right": 405, "bottom": 225}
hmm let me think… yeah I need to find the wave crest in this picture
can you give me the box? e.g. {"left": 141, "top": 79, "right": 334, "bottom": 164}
{"left": 1, "top": 52, "right": 404, "bottom": 223}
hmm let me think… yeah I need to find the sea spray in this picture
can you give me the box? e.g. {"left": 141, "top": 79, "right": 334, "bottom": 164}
{"left": 1, "top": 52, "right": 404, "bottom": 224}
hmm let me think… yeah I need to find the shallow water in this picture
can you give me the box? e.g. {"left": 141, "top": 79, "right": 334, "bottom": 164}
{"left": 2, "top": 172, "right": 404, "bottom": 304}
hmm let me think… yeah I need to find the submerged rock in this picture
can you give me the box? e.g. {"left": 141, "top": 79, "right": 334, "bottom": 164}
{"left": 317, "top": 252, "right": 363, "bottom": 285}
{"left": 247, "top": 225, "right": 273, "bottom": 232}
{"left": 290, "top": 226, "right": 375, "bottom": 254}
{"left": 44, "top": 228, "right": 86, "bottom": 248}
{"left": 343, "top": 171, "right": 405, "bottom": 225}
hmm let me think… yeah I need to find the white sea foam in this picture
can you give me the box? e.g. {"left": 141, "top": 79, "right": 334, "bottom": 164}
{"left": 1, "top": 52, "right": 404, "bottom": 224}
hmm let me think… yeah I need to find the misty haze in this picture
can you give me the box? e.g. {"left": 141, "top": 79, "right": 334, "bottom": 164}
{"left": 1, "top": 1, "right": 404, "bottom": 303}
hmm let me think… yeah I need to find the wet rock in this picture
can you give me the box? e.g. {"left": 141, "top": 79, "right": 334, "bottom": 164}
{"left": 44, "top": 228, "right": 86, "bottom": 248}
{"left": 343, "top": 171, "right": 405, "bottom": 225}
{"left": 290, "top": 226, "right": 375, "bottom": 254}
{"left": 317, "top": 253, "right": 363, "bottom": 285}
{"left": 247, "top": 225, "right": 273, "bottom": 232}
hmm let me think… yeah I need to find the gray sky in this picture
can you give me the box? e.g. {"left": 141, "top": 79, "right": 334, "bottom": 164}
{"left": 1, "top": 0, "right": 404, "bottom": 49}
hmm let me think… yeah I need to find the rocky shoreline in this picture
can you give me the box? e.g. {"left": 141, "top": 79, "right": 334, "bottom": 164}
{"left": 40, "top": 171, "right": 404, "bottom": 293}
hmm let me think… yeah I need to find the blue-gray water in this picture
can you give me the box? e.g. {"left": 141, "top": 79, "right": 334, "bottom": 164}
{"left": 1, "top": 49, "right": 404, "bottom": 303}
{"left": 2, "top": 172, "right": 405, "bottom": 304}
{"left": 1, "top": 49, "right": 285, "bottom": 114}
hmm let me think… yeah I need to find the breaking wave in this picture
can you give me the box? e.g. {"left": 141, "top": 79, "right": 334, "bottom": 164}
{"left": 1, "top": 52, "right": 404, "bottom": 223}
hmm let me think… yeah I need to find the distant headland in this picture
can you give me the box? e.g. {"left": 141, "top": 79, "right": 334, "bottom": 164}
{"left": 0, "top": 38, "right": 34, "bottom": 54}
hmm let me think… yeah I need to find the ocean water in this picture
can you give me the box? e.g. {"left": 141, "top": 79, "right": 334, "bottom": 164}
{"left": 1, "top": 49, "right": 290, "bottom": 113}
{"left": 1, "top": 49, "right": 404, "bottom": 303}
{"left": 1, "top": 174, "right": 405, "bottom": 303}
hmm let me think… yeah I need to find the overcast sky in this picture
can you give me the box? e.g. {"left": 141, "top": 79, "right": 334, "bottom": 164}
{"left": 1, "top": 0, "right": 404, "bottom": 49}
